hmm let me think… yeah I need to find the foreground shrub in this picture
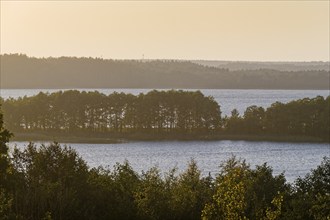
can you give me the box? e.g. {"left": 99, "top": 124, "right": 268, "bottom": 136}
{"left": 2, "top": 142, "right": 329, "bottom": 220}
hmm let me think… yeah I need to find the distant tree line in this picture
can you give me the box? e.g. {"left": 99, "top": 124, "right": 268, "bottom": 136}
{"left": 193, "top": 60, "right": 330, "bottom": 71}
{"left": 223, "top": 96, "right": 330, "bottom": 141}
{"left": 0, "top": 90, "right": 221, "bottom": 134}
{"left": 1, "top": 90, "right": 329, "bottom": 141}
{"left": 1, "top": 54, "right": 329, "bottom": 89}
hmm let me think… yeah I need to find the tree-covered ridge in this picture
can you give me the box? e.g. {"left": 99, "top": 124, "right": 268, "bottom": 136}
{"left": 1, "top": 90, "right": 329, "bottom": 141}
{"left": 1, "top": 54, "right": 329, "bottom": 89}
{"left": 192, "top": 60, "right": 330, "bottom": 71}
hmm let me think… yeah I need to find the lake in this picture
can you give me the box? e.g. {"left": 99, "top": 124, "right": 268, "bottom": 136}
{"left": 0, "top": 89, "right": 329, "bottom": 116}
{"left": 10, "top": 140, "right": 329, "bottom": 183}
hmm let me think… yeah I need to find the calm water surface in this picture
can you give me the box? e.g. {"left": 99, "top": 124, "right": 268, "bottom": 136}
{"left": 1, "top": 89, "right": 329, "bottom": 115}
{"left": 10, "top": 140, "right": 329, "bottom": 182}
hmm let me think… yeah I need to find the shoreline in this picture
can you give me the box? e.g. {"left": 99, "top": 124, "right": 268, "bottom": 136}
{"left": 10, "top": 132, "right": 328, "bottom": 144}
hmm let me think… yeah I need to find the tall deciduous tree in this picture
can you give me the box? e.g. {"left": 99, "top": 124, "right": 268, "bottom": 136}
{"left": 0, "top": 105, "right": 14, "bottom": 219}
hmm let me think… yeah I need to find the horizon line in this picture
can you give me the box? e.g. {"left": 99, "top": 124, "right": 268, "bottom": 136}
{"left": 1, "top": 53, "right": 330, "bottom": 63}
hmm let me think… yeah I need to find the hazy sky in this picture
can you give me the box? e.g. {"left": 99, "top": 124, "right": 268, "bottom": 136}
{"left": 1, "top": 1, "right": 329, "bottom": 61}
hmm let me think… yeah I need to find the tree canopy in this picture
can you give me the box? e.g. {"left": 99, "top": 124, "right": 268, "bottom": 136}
{"left": 1, "top": 141, "right": 329, "bottom": 220}
{"left": 1, "top": 90, "right": 329, "bottom": 141}
{"left": 1, "top": 90, "right": 221, "bottom": 135}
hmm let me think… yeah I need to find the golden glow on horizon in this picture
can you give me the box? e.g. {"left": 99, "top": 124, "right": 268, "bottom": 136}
{"left": 1, "top": 1, "right": 329, "bottom": 61}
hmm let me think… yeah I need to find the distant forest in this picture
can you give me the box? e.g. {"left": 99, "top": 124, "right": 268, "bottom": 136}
{"left": 192, "top": 60, "right": 330, "bottom": 71}
{"left": 1, "top": 54, "right": 329, "bottom": 89}
{"left": 2, "top": 90, "right": 329, "bottom": 141}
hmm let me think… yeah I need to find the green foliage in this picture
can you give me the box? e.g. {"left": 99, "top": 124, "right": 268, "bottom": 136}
{"left": 264, "top": 193, "right": 283, "bottom": 220}
{"left": 202, "top": 157, "right": 289, "bottom": 220}
{"left": 0, "top": 105, "right": 13, "bottom": 187}
{"left": 42, "top": 211, "right": 52, "bottom": 220}
{"left": 110, "top": 161, "right": 140, "bottom": 219}
{"left": 283, "top": 157, "right": 330, "bottom": 220}
{"left": 222, "top": 96, "right": 330, "bottom": 141}
{"left": 243, "top": 106, "right": 265, "bottom": 134}
{"left": 0, "top": 106, "right": 15, "bottom": 220}
{"left": 170, "top": 159, "right": 212, "bottom": 220}
{"left": 1, "top": 90, "right": 221, "bottom": 135}
{"left": 224, "top": 109, "right": 244, "bottom": 134}
{"left": 11, "top": 142, "right": 90, "bottom": 220}
{"left": 310, "top": 193, "right": 330, "bottom": 220}
{"left": 202, "top": 157, "right": 250, "bottom": 220}
{"left": 0, "top": 189, "right": 14, "bottom": 220}
{"left": 3, "top": 91, "right": 328, "bottom": 141}
{"left": 264, "top": 96, "right": 330, "bottom": 140}
{"left": 0, "top": 136, "right": 328, "bottom": 219}
{"left": 135, "top": 167, "right": 169, "bottom": 220}
{"left": 245, "top": 163, "right": 287, "bottom": 219}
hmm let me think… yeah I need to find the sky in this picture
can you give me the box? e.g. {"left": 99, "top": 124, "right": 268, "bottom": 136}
{"left": 0, "top": 1, "right": 329, "bottom": 61}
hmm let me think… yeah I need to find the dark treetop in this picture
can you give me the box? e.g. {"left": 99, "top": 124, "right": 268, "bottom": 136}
{"left": 1, "top": 90, "right": 329, "bottom": 142}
